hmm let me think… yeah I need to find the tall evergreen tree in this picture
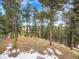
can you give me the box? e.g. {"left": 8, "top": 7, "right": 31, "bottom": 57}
{"left": 4, "top": 0, "right": 21, "bottom": 40}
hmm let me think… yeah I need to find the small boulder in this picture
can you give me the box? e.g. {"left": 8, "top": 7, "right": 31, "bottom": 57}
{"left": 29, "top": 49, "right": 35, "bottom": 54}
{"left": 36, "top": 56, "right": 45, "bottom": 59}
{"left": 47, "top": 48, "right": 54, "bottom": 55}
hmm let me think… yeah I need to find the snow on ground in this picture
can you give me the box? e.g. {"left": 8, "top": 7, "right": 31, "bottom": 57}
{"left": 0, "top": 49, "right": 59, "bottom": 59}
{"left": 55, "top": 49, "right": 62, "bottom": 55}
{"left": 0, "top": 43, "right": 59, "bottom": 59}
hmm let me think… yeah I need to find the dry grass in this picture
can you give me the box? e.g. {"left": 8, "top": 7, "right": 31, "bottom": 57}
{"left": 0, "top": 38, "right": 12, "bottom": 54}
{"left": 17, "top": 36, "right": 52, "bottom": 53}
{"left": 0, "top": 36, "right": 79, "bottom": 59}
{"left": 53, "top": 42, "right": 79, "bottom": 59}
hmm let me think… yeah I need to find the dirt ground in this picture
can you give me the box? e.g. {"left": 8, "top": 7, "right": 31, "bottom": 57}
{"left": 0, "top": 36, "right": 79, "bottom": 59}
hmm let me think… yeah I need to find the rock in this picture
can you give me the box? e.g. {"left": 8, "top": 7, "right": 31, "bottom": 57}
{"left": 8, "top": 52, "right": 19, "bottom": 57}
{"left": 6, "top": 45, "right": 12, "bottom": 50}
{"left": 29, "top": 49, "right": 35, "bottom": 54}
{"left": 36, "top": 56, "right": 45, "bottom": 59}
{"left": 47, "top": 48, "right": 54, "bottom": 55}
{"left": 45, "top": 55, "right": 59, "bottom": 59}
{"left": 6, "top": 43, "right": 13, "bottom": 50}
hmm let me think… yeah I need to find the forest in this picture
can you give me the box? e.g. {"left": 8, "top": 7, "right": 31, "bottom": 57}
{"left": 0, "top": 0, "right": 79, "bottom": 59}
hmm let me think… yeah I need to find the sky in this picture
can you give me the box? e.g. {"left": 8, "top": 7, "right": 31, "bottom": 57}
{"left": 21, "top": 0, "right": 42, "bottom": 12}
{"left": 54, "top": 0, "right": 73, "bottom": 26}
{"left": 0, "top": 0, "right": 73, "bottom": 26}
{"left": 0, "top": 0, "right": 5, "bottom": 15}
{"left": 0, "top": 0, "right": 42, "bottom": 15}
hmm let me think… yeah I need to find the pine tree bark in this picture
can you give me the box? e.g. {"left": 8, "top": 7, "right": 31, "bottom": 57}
{"left": 49, "top": 20, "right": 53, "bottom": 45}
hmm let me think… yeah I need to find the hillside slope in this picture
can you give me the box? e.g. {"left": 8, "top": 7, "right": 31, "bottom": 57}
{"left": 0, "top": 36, "right": 79, "bottom": 59}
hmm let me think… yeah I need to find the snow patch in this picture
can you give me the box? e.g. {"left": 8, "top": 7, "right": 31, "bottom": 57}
{"left": 12, "top": 49, "right": 17, "bottom": 53}
{"left": 0, "top": 48, "right": 59, "bottom": 59}
{"left": 55, "top": 49, "right": 62, "bottom": 55}
{"left": 43, "top": 50, "right": 48, "bottom": 55}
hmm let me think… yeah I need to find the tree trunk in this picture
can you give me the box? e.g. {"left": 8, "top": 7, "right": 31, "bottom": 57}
{"left": 70, "top": 31, "right": 74, "bottom": 50}
{"left": 15, "top": 18, "right": 18, "bottom": 41}
{"left": 40, "top": 19, "right": 44, "bottom": 38}
{"left": 49, "top": 20, "right": 53, "bottom": 45}
{"left": 25, "top": 19, "right": 29, "bottom": 37}
{"left": 34, "top": 19, "right": 37, "bottom": 37}
{"left": 11, "top": 23, "right": 14, "bottom": 39}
